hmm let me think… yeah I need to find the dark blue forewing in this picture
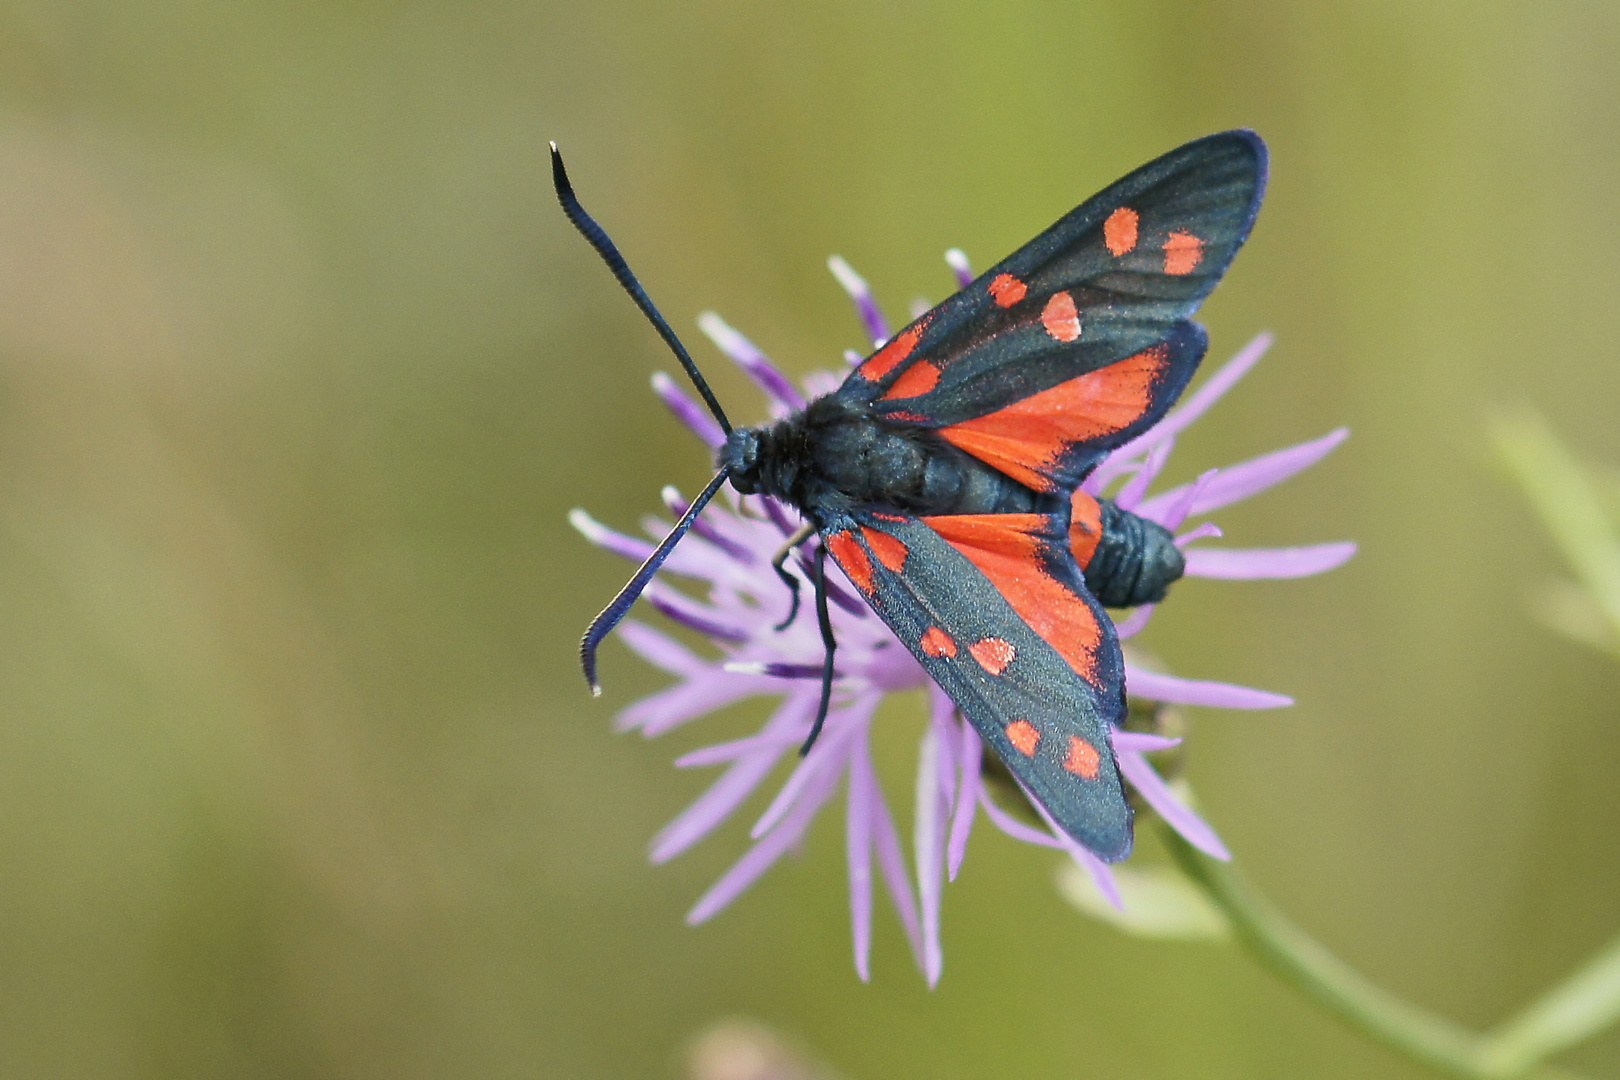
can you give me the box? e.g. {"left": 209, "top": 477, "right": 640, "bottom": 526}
{"left": 838, "top": 131, "right": 1263, "bottom": 490}
{"left": 820, "top": 511, "right": 1133, "bottom": 861}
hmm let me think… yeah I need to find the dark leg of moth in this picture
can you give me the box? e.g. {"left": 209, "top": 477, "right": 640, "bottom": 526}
{"left": 800, "top": 542, "right": 837, "bottom": 756}
{"left": 770, "top": 521, "right": 816, "bottom": 631}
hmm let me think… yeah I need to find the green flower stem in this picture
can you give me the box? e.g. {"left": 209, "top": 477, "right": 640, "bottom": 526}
{"left": 1477, "top": 930, "right": 1620, "bottom": 1078}
{"left": 1158, "top": 822, "right": 1591, "bottom": 1080}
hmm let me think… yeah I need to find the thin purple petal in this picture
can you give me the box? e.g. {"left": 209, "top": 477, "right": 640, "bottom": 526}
{"left": 928, "top": 686, "right": 959, "bottom": 811}
{"left": 618, "top": 676, "right": 768, "bottom": 736}
{"left": 1068, "top": 843, "right": 1124, "bottom": 909}
{"left": 1116, "top": 436, "right": 1175, "bottom": 511}
{"left": 1184, "top": 542, "right": 1358, "bottom": 580}
{"left": 650, "top": 371, "right": 726, "bottom": 449}
{"left": 1111, "top": 731, "right": 1182, "bottom": 753}
{"left": 1175, "top": 522, "right": 1224, "bottom": 547}
{"left": 945, "top": 248, "right": 974, "bottom": 289}
{"left": 1111, "top": 603, "right": 1155, "bottom": 640}
{"left": 865, "top": 746, "right": 925, "bottom": 972}
{"left": 1025, "top": 793, "right": 1125, "bottom": 909}
{"left": 651, "top": 695, "right": 815, "bottom": 862}
{"left": 1130, "top": 331, "right": 1273, "bottom": 454}
{"left": 847, "top": 744, "right": 874, "bottom": 981}
{"left": 697, "top": 312, "right": 806, "bottom": 410}
{"left": 751, "top": 698, "right": 873, "bottom": 838}
{"left": 915, "top": 726, "right": 947, "bottom": 987}
{"left": 1117, "top": 751, "right": 1231, "bottom": 860}
{"left": 978, "top": 791, "right": 1063, "bottom": 849}
{"left": 686, "top": 747, "right": 846, "bottom": 924}
{"left": 1125, "top": 666, "right": 1293, "bottom": 709}
{"left": 1085, "top": 331, "right": 1273, "bottom": 494}
{"left": 843, "top": 349, "right": 862, "bottom": 366}
{"left": 1139, "top": 427, "right": 1349, "bottom": 521}
{"left": 615, "top": 620, "right": 708, "bottom": 678}
{"left": 1151, "top": 468, "right": 1219, "bottom": 532}
{"left": 947, "top": 721, "right": 982, "bottom": 881}
{"left": 828, "top": 256, "right": 890, "bottom": 345}
{"left": 642, "top": 584, "right": 749, "bottom": 643}
{"left": 674, "top": 727, "right": 805, "bottom": 768}
{"left": 569, "top": 507, "right": 655, "bottom": 563}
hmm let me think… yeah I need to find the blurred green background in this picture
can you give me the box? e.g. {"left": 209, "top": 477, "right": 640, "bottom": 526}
{"left": 0, "top": 1, "right": 1617, "bottom": 1077}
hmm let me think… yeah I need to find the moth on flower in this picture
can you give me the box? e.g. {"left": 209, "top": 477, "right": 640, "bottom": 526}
{"left": 559, "top": 134, "right": 1353, "bottom": 981}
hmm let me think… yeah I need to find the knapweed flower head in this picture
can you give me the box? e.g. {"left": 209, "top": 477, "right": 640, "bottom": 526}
{"left": 571, "top": 250, "right": 1354, "bottom": 985}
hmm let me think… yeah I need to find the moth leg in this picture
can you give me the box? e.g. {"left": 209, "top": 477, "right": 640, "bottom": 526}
{"left": 769, "top": 521, "right": 817, "bottom": 632}
{"left": 799, "top": 541, "right": 837, "bottom": 756}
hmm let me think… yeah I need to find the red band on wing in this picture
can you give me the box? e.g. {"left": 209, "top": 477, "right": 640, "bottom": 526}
{"left": 989, "top": 274, "right": 1027, "bottom": 307}
{"left": 1005, "top": 719, "right": 1040, "bottom": 756}
{"left": 1164, "top": 230, "right": 1203, "bottom": 275}
{"left": 938, "top": 344, "right": 1170, "bottom": 491}
{"left": 920, "top": 626, "right": 957, "bottom": 658}
{"left": 855, "top": 319, "right": 927, "bottom": 382}
{"left": 1069, "top": 491, "right": 1103, "bottom": 568}
{"left": 1064, "top": 736, "right": 1101, "bottom": 779}
{"left": 861, "top": 526, "right": 909, "bottom": 572}
{"left": 969, "top": 637, "right": 1016, "bottom": 675}
{"left": 923, "top": 514, "right": 1103, "bottom": 682}
{"left": 1041, "top": 292, "right": 1081, "bottom": 342}
{"left": 881, "top": 359, "right": 941, "bottom": 401}
{"left": 1104, "top": 207, "right": 1139, "bottom": 256}
{"left": 826, "top": 531, "right": 873, "bottom": 593}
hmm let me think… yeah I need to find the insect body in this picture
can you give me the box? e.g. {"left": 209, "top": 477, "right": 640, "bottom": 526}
{"left": 556, "top": 131, "right": 1267, "bottom": 861}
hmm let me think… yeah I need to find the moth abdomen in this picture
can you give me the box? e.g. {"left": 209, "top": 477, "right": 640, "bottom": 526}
{"left": 1072, "top": 494, "right": 1185, "bottom": 608}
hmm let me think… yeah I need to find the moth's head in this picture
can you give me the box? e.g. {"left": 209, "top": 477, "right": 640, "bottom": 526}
{"left": 719, "top": 426, "right": 765, "bottom": 494}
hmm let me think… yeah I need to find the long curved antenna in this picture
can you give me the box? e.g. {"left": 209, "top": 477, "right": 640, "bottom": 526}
{"left": 550, "top": 142, "right": 732, "bottom": 436}
{"left": 581, "top": 467, "right": 732, "bottom": 694}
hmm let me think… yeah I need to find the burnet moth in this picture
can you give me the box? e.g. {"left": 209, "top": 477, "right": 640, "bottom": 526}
{"left": 555, "top": 131, "right": 1267, "bottom": 861}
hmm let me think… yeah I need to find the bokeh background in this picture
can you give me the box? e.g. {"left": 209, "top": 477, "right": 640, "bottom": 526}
{"left": 0, "top": 2, "right": 1617, "bottom": 1077}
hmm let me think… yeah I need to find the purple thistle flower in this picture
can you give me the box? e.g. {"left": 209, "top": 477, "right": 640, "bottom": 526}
{"left": 572, "top": 252, "right": 1354, "bottom": 985}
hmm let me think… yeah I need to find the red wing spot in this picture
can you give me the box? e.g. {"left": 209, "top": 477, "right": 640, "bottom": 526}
{"left": 885, "top": 410, "right": 930, "bottom": 422}
{"left": 825, "top": 531, "right": 874, "bottom": 593}
{"left": 919, "top": 626, "right": 958, "bottom": 658}
{"left": 882, "top": 359, "right": 941, "bottom": 400}
{"left": 988, "top": 273, "right": 1027, "bottom": 307}
{"left": 1104, "top": 207, "right": 1139, "bottom": 256}
{"left": 939, "top": 344, "right": 1170, "bottom": 492}
{"left": 1069, "top": 491, "right": 1103, "bottom": 569}
{"left": 870, "top": 512, "right": 907, "bottom": 523}
{"left": 925, "top": 514, "right": 1104, "bottom": 682}
{"left": 856, "top": 319, "right": 927, "bottom": 382}
{"left": 1064, "top": 736, "right": 1101, "bottom": 780}
{"left": 969, "top": 637, "right": 1016, "bottom": 675}
{"left": 861, "top": 527, "right": 909, "bottom": 573}
{"left": 1041, "top": 292, "right": 1081, "bottom": 343}
{"left": 1164, "top": 230, "right": 1203, "bottom": 276}
{"left": 1005, "top": 719, "right": 1040, "bottom": 756}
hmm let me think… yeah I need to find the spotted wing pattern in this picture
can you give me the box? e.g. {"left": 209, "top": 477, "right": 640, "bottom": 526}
{"left": 819, "top": 510, "right": 1132, "bottom": 860}
{"left": 839, "top": 130, "right": 1264, "bottom": 491}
